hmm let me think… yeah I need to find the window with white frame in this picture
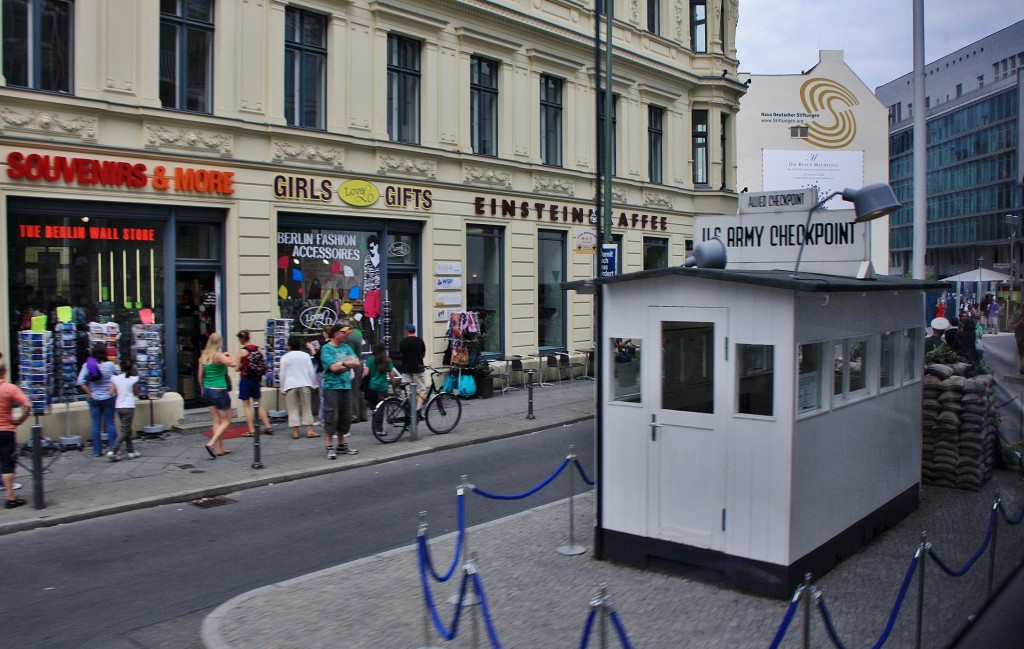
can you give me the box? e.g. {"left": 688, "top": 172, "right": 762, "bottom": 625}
{"left": 797, "top": 342, "right": 826, "bottom": 415}
{"left": 879, "top": 330, "right": 897, "bottom": 390}
{"left": 902, "top": 328, "right": 920, "bottom": 383}
{"left": 2, "top": 0, "right": 72, "bottom": 93}
{"left": 833, "top": 337, "right": 870, "bottom": 404}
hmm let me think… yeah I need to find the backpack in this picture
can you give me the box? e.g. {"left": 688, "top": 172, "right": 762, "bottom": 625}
{"left": 243, "top": 345, "right": 267, "bottom": 380}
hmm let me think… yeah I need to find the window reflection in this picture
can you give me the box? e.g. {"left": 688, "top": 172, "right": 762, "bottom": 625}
{"left": 737, "top": 344, "right": 773, "bottom": 416}
{"left": 797, "top": 342, "right": 824, "bottom": 414}
{"left": 662, "top": 321, "right": 713, "bottom": 413}
{"left": 611, "top": 337, "right": 641, "bottom": 402}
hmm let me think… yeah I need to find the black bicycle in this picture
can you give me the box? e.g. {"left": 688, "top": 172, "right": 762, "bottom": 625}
{"left": 372, "top": 367, "right": 462, "bottom": 442}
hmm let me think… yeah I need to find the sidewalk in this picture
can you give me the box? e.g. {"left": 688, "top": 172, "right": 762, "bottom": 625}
{"left": 199, "top": 333, "right": 1024, "bottom": 649}
{"left": 0, "top": 378, "right": 596, "bottom": 536}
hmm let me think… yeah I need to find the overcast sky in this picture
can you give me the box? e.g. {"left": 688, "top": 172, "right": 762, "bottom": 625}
{"left": 735, "top": 1, "right": 1024, "bottom": 91}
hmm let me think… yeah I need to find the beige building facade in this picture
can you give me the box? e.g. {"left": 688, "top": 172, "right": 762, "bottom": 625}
{"left": 1, "top": 0, "right": 744, "bottom": 417}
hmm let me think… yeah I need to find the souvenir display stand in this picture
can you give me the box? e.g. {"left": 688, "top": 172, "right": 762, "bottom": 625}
{"left": 132, "top": 323, "right": 166, "bottom": 435}
{"left": 54, "top": 321, "right": 84, "bottom": 450}
{"left": 18, "top": 330, "right": 53, "bottom": 416}
{"left": 444, "top": 311, "right": 480, "bottom": 396}
{"left": 265, "top": 318, "right": 292, "bottom": 419}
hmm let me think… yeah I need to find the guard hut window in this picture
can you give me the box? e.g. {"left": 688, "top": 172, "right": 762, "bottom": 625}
{"left": 611, "top": 337, "right": 641, "bottom": 403}
{"left": 833, "top": 337, "right": 871, "bottom": 406}
{"left": 2, "top": 0, "right": 72, "bottom": 93}
{"left": 159, "top": 0, "right": 214, "bottom": 113}
{"left": 663, "top": 321, "right": 714, "bottom": 414}
{"left": 879, "top": 331, "right": 897, "bottom": 390}
{"left": 902, "top": 328, "right": 920, "bottom": 384}
{"left": 284, "top": 6, "right": 327, "bottom": 129}
{"left": 797, "top": 342, "right": 826, "bottom": 416}
{"left": 737, "top": 344, "right": 773, "bottom": 416}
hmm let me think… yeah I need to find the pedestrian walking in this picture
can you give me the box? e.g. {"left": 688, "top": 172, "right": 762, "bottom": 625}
{"left": 987, "top": 300, "right": 1001, "bottom": 334}
{"left": 77, "top": 342, "right": 119, "bottom": 456}
{"left": 0, "top": 355, "right": 30, "bottom": 509}
{"left": 108, "top": 359, "right": 141, "bottom": 461}
{"left": 343, "top": 320, "right": 368, "bottom": 424}
{"left": 280, "top": 336, "right": 319, "bottom": 439}
{"left": 319, "top": 323, "right": 359, "bottom": 459}
{"left": 198, "top": 333, "right": 236, "bottom": 459}
{"left": 235, "top": 330, "right": 273, "bottom": 437}
{"left": 308, "top": 324, "right": 331, "bottom": 424}
{"left": 398, "top": 323, "right": 428, "bottom": 414}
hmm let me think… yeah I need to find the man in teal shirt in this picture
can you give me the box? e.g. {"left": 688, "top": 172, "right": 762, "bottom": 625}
{"left": 319, "top": 323, "right": 359, "bottom": 459}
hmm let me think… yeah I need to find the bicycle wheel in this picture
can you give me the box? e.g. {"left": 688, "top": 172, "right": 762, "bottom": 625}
{"left": 424, "top": 391, "right": 462, "bottom": 434}
{"left": 373, "top": 398, "right": 408, "bottom": 443}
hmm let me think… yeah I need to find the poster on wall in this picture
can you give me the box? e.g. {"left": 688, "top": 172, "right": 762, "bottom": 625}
{"left": 762, "top": 150, "right": 863, "bottom": 210}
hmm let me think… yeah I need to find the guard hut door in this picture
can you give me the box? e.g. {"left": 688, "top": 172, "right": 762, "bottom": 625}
{"left": 647, "top": 306, "right": 729, "bottom": 550}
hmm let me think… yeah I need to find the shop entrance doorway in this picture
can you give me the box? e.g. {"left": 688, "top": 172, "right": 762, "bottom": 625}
{"left": 175, "top": 269, "right": 220, "bottom": 408}
{"left": 384, "top": 273, "right": 416, "bottom": 354}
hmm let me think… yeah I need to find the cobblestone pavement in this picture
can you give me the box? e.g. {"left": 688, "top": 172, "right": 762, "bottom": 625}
{"left": 201, "top": 334, "right": 1024, "bottom": 649}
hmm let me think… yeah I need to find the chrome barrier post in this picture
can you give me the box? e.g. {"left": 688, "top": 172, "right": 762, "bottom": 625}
{"left": 591, "top": 583, "right": 609, "bottom": 649}
{"left": 524, "top": 369, "right": 536, "bottom": 420}
{"left": 802, "top": 573, "right": 812, "bottom": 649}
{"left": 915, "top": 532, "right": 928, "bottom": 649}
{"left": 558, "top": 445, "right": 586, "bottom": 556}
{"left": 448, "top": 477, "right": 479, "bottom": 607}
{"left": 415, "top": 511, "right": 443, "bottom": 649}
{"left": 988, "top": 489, "right": 1000, "bottom": 598}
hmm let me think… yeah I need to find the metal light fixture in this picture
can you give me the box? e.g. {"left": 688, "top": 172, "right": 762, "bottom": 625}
{"left": 791, "top": 183, "right": 901, "bottom": 278}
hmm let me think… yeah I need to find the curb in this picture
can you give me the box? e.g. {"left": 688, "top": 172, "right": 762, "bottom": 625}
{"left": 0, "top": 415, "right": 593, "bottom": 537}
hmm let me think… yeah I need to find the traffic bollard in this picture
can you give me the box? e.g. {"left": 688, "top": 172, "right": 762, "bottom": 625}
{"left": 409, "top": 382, "right": 419, "bottom": 442}
{"left": 251, "top": 399, "right": 264, "bottom": 469}
{"left": 31, "top": 421, "right": 45, "bottom": 510}
{"left": 524, "top": 369, "right": 536, "bottom": 420}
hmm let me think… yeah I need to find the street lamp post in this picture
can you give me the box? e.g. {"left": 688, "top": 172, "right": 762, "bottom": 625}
{"left": 977, "top": 256, "right": 984, "bottom": 315}
{"left": 1007, "top": 214, "right": 1020, "bottom": 324}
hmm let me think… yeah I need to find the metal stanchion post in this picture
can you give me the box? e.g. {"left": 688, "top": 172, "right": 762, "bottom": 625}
{"left": 988, "top": 490, "right": 999, "bottom": 598}
{"left": 802, "top": 573, "right": 812, "bottom": 649}
{"left": 31, "top": 418, "right": 45, "bottom": 510}
{"left": 468, "top": 551, "right": 480, "bottom": 648}
{"left": 596, "top": 583, "right": 608, "bottom": 649}
{"left": 415, "top": 512, "right": 443, "bottom": 649}
{"left": 558, "top": 445, "right": 586, "bottom": 556}
{"left": 409, "top": 382, "right": 419, "bottom": 442}
{"left": 915, "top": 531, "right": 928, "bottom": 649}
{"left": 524, "top": 369, "right": 536, "bottom": 420}
{"left": 251, "top": 399, "right": 264, "bottom": 469}
{"left": 449, "top": 478, "right": 478, "bottom": 607}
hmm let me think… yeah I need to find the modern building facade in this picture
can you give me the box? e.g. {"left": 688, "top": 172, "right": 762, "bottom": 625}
{"left": 876, "top": 20, "right": 1024, "bottom": 284}
{"left": 1, "top": 0, "right": 745, "bottom": 410}
{"left": 735, "top": 50, "right": 892, "bottom": 276}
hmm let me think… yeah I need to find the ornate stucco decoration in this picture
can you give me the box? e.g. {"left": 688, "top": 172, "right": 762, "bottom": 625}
{"left": 0, "top": 106, "right": 97, "bottom": 141}
{"left": 644, "top": 190, "right": 674, "bottom": 209}
{"left": 533, "top": 174, "right": 574, "bottom": 196}
{"left": 464, "top": 165, "right": 512, "bottom": 187}
{"left": 145, "top": 125, "right": 233, "bottom": 157}
{"left": 272, "top": 141, "right": 345, "bottom": 169}
{"left": 612, "top": 186, "right": 627, "bottom": 203}
{"left": 675, "top": 1, "right": 684, "bottom": 40}
{"left": 378, "top": 154, "right": 437, "bottom": 179}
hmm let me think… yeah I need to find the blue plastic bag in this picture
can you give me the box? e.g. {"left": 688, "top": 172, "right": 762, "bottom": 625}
{"left": 441, "top": 373, "right": 455, "bottom": 393}
{"left": 458, "top": 374, "right": 476, "bottom": 397}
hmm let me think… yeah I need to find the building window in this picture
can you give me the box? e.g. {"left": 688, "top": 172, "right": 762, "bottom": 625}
{"left": 540, "top": 74, "right": 563, "bottom": 167}
{"left": 737, "top": 344, "right": 773, "bottom": 416}
{"left": 2, "top": 0, "right": 72, "bottom": 93}
{"left": 598, "top": 90, "right": 617, "bottom": 175}
{"left": 284, "top": 7, "right": 327, "bottom": 129}
{"left": 470, "top": 55, "right": 498, "bottom": 157}
{"left": 690, "top": 0, "right": 706, "bottom": 53}
{"left": 643, "top": 237, "right": 668, "bottom": 270}
{"left": 647, "top": 0, "right": 660, "bottom": 35}
{"left": 611, "top": 336, "right": 641, "bottom": 402}
{"left": 720, "top": 112, "right": 728, "bottom": 190}
{"left": 797, "top": 342, "right": 826, "bottom": 415}
{"left": 159, "top": 0, "right": 214, "bottom": 113}
{"left": 387, "top": 34, "right": 421, "bottom": 144}
{"left": 466, "top": 225, "right": 504, "bottom": 356}
{"left": 537, "top": 230, "right": 565, "bottom": 348}
{"left": 833, "top": 337, "right": 870, "bottom": 405}
{"left": 879, "top": 331, "right": 896, "bottom": 390}
{"left": 902, "top": 328, "right": 919, "bottom": 384}
{"left": 648, "top": 106, "right": 664, "bottom": 183}
{"left": 692, "top": 109, "right": 708, "bottom": 185}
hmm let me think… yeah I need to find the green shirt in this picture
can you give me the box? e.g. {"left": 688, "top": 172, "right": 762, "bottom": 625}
{"left": 203, "top": 362, "right": 228, "bottom": 389}
{"left": 320, "top": 342, "right": 355, "bottom": 390}
{"left": 365, "top": 356, "right": 395, "bottom": 394}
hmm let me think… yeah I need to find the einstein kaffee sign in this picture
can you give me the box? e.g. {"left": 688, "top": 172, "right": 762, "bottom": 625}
{"left": 695, "top": 188, "right": 869, "bottom": 275}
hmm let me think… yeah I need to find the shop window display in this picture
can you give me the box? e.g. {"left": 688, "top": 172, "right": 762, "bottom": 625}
{"left": 8, "top": 214, "right": 164, "bottom": 382}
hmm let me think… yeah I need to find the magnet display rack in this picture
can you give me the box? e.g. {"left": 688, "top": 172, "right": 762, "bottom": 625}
{"left": 132, "top": 323, "right": 166, "bottom": 435}
{"left": 53, "top": 322, "right": 83, "bottom": 447}
{"left": 265, "top": 318, "right": 292, "bottom": 418}
{"left": 18, "top": 330, "right": 53, "bottom": 416}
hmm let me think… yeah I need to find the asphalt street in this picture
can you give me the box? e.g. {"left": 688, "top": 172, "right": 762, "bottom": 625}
{"left": 1, "top": 421, "right": 594, "bottom": 649}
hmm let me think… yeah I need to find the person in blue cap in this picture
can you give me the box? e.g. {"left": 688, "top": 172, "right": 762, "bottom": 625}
{"left": 397, "top": 323, "right": 427, "bottom": 414}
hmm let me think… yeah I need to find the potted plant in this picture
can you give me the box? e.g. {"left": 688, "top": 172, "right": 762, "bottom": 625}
{"left": 471, "top": 359, "right": 494, "bottom": 399}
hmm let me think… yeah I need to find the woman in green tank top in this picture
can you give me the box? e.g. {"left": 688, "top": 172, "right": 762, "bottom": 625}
{"left": 197, "top": 333, "right": 236, "bottom": 458}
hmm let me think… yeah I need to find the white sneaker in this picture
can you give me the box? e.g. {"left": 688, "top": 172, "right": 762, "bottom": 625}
{"left": 327, "top": 448, "right": 337, "bottom": 460}
{"left": 127, "top": 452, "right": 141, "bottom": 459}
{"left": 12, "top": 482, "right": 21, "bottom": 490}
{"left": 106, "top": 451, "right": 121, "bottom": 462}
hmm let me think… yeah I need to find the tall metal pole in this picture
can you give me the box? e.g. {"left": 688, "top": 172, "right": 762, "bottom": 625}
{"left": 602, "top": 3, "right": 614, "bottom": 245}
{"left": 911, "top": 0, "right": 927, "bottom": 279}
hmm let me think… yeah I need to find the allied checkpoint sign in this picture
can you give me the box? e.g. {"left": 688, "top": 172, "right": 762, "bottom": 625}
{"left": 694, "top": 188, "right": 867, "bottom": 275}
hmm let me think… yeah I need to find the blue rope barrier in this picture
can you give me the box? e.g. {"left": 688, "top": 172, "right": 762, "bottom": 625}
{"left": 817, "top": 553, "right": 920, "bottom": 649}
{"left": 471, "top": 571, "right": 504, "bottom": 649}
{"left": 999, "top": 500, "right": 1024, "bottom": 525}
{"left": 419, "top": 491, "right": 465, "bottom": 583}
{"left": 578, "top": 609, "right": 597, "bottom": 649}
{"left": 768, "top": 587, "right": 802, "bottom": 649}
{"left": 994, "top": 394, "right": 1020, "bottom": 410}
{"left": 609, "top": 610, "right": 635, "bottom": 649}
{"left": 927, "top": 506, "right": 997, "bottom": 576}
{"left": 417, "top": 537, "right": 470, "bottom": 640}
{"left": 471, "top": 457, "right": 571, "bottom": 500}
{"left": 574, "top": 457, "right": 596, "bottom": 486}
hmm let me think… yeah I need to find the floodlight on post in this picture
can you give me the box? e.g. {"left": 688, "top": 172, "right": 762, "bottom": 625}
{"left": 791, "top": 183, "right": 901, "bottom": 279}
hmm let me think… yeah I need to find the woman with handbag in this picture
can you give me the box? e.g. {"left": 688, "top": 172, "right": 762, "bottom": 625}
{"left": 198, "top": 332, "right": 236, "bottom": 458}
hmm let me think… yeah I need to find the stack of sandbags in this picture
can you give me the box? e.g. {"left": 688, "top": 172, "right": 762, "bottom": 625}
{"left": 921, "top": 364, "right": 997, "bottom": 491}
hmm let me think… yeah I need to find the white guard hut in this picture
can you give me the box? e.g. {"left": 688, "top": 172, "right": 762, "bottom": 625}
{"left": 573, "top": 267, "right": 946, "bottom": 597}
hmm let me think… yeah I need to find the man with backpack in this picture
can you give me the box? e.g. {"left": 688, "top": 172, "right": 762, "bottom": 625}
{"left": 236, "top": 330, "right": 273, "bottom": 437}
